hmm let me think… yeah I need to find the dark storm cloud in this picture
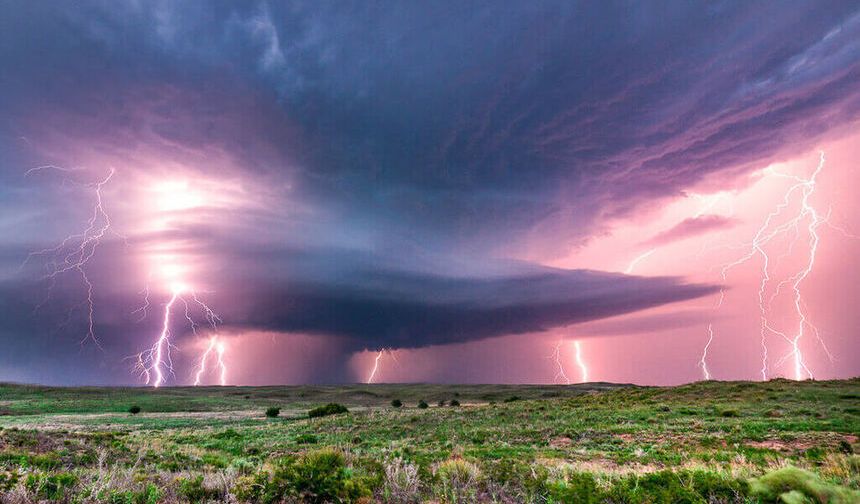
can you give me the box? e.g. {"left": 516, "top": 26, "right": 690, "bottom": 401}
{"left": 643, "top": 215, "right": 738, "bottom": 247}
{"left": 0, "top": 239, "right": 718, "bottom": 380}
{"left": 1, "top": 1, "right": 859, "bottom": 383}
{"left": 3, "top": 2, "right": 859, "bottom": 252}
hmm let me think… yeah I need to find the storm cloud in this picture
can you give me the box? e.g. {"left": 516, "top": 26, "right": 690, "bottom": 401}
{"left": 0, "top": 1, "right": 858, "bottom": 383}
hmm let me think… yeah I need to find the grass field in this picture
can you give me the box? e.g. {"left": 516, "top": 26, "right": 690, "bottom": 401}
{"left": 0, "top": 379, "right": 857, "bottom": 503}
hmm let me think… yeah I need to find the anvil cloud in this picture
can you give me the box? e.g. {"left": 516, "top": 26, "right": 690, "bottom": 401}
{"left": 0, "top": 1, "right": 858, "bottom": 384}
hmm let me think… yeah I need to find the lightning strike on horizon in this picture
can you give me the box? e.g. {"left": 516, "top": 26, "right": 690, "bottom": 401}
{"left": 573, "top": 340, "right": 589, "bottom": 383}
{"left": 194, "top": 336, "right": 227, "bottom": 386}
{"left": 366, "top": 348, "right": 399, "bottom": 384}
{"left": 549, "top": 341, "right": 571, "bottom": 384}
{"left": 700, "top": 324, "right": 714, "bottom": 380}
{"left": 23, "top": 166, "right": 118, "bottom": 348}
{"left": 710, "top": 151, "right": 830, "bottom": 381}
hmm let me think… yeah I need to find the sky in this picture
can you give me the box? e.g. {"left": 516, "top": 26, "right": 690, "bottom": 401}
{"left": 0, "top": 1, "right": 859, "bottom": 386}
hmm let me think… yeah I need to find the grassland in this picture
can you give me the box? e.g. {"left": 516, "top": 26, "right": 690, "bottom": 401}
{"left": 0, "top": 379, "right": 857, "bottom": 503}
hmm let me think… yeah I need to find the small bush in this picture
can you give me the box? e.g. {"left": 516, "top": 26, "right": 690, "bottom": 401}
{"left": 308, "top": 403, "right": 349, "bottom": 418}
{"left": 720, "top": 409, "right": 740, "bottom": 417}
{"left": 504, "top": 396, "right": 520, "bottom": 403}
{"left": 749, "top": 466, "right": 859, "bottom": 503}
{"left": 391, "top": 399, "right": 403, "bottom": 408}
{"left": 438, "top": 400, "right": 446, "bottom": 407}
{"left": 295, "top": 433, "right": 318, "bottom": 444}
{"left": 450, "top": 399, "right": 460, "bottom": 407}
{"left": 265, "top": 407, "right": 281, "bottom": 418}
{"left": 177, "top": 474, "right": 221, "bottom": 502}
{"left": 128, "top": 405, "right": 141, "bottom": 415}
{"left": 417, "top": 400, "right": 429, "bottom": 409}
{"left": 25, "top": 472, "right": 78, "bottom": 501}
{"left": 384, "top": 457, "right": 421, "bottom": 503}
{"left": 434, "top": 458, "right": 481, "bottom": 502}
{"left": 235, "top": 448, "right": 369, "bottom": 503}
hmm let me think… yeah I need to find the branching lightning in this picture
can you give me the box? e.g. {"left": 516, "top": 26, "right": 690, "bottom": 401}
{"left": 549, "top": 341, "right": 571, "bottom": 385}
{"left": 709, "top": 151, "right": 832, "bottom": 381}
{"left": 22, "top": 166, "right": 119, "bottom": 348}
{"left": 133, "top": 281, "right": 227, "bottom": 387}
{"left": 194, "top": 336, "right": 227, "bottom": 386}
{"left": 366, "top": 348, "right": 398, "bottom": 384}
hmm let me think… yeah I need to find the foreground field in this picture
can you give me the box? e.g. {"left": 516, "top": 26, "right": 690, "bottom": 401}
{"left": 0, "top": 379, "right": 857, "bottom": 503}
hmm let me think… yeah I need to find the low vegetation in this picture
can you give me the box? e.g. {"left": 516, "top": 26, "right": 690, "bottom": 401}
{"left": 0, "top": 379, "right": 856, "bottom": 502}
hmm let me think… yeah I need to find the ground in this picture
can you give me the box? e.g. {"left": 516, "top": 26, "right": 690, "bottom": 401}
{"left": 0, "top": 379, "right": 857, "bottom": 502}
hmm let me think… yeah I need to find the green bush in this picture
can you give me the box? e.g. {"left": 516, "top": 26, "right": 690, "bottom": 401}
{"left": 295, "top": 433, "right": 318, "bottom": 444}
{"left": 720, "top": 409, "right": 740, "bottom": 417}
{"left": 0, "top": 469, "right": 19, "bottom": 491}
{"left": 391, "top": 399, "right": 403, "bottom": 408}
{"left": 128, "top": 405, "right": 141, "bottom": 415}
{"left": 234, "top": 449, "right": 369, "bottom": 503}
{"left": 417, "top": 400, "right": 429, "bottom": 409}
{"left": 547, "top": 472, "right": 600, "bottom": 504}
{"left": 749, "top": 466, "right": 859, "bottom": 503}
{"left": 265, "top": 407, "right": 280, "bottom": 418}
{"left": 177, "top": 475, "right": 221, "bottom": 502}
{"left": 24, "top": 472, "right": 78, "bottom": 501}
{"left": 308, "top": 403, "right": 349, "bottom": 418}
{"left": 450, "top": 399, "right": 460, "bottom": 407}
{"left": 504, "top": 396, "right": 521, "bottom": 403}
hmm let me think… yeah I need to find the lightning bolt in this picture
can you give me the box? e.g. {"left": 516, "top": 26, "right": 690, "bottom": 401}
{"left": 700, "top": 324, "right": 714, "bottom": 380}
{"left": 710, "top": 151, "right": 830, "bottom": 381}
{"left": 193, "top": 336, "right": 227, "bottom": 386}
{"left": 132, "top": 282, "right": 227, "bottom": 387}
{"left": 22, "top": 166, "right": 119, "bottom": 348}
{"left": 549, "top": 341, "right": 571, "bottom": 384}
{"left": 366, "top": 348, "right": 398, "bottom": 384}
{"left": 573, "top": 340, "right": 589, "bottom": 383}
{"left": 624, "top": 248, "right": 657, "bottom": 274}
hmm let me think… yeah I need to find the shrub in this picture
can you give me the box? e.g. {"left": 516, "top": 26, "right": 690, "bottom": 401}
{"left": 24, "top": 472, "right": 78, "bottom": 501}
{"left": 504, "top": 396, "right": 520, "bottom": 403}
{"left": 295, "top": 433, "right": 318, "bottom": 444}
{"left": 265, "top": 407, "right": 281, "bottom": 418}
{"left": 434, "top": 458, "right": 481, "bottom": 502}
{"left": 308, "top": 403, "right": 349, "bottom": 418}
{"left": 417, "top": 400, "right": 429, "bottom": 409}
{"left": 438, "top": 400, "right": 446, "bottom": 407}
{"left": 384, "top": 457, "right": 421, "bottom": 503}
{"left": 128, "top": 405, "right": 141, "bottom": 415}
{"left": 450, "top": 399, "right": 460, "bottom": 407}
{"left": 720, "top": 409, "right": 740, "bottom": 417}
{"left": 749, "top": 466, "right": 859, "bottom": 503}
{"left": 547, "top": 472, "right": 600, "bottom": 504}
{"left": 235, "top": 449, "right": 369, "bottom": 503}
{"left": 177, "top": 474, "right": 221, "bottom": 502}
{"left": 391, "top": 399, "right": 403, "bottom": 408}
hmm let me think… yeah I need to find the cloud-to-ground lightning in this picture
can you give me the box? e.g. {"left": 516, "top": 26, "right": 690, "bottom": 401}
{"left": 22, "top": 166, "right": 119, "bottom": 348}
{"left": 133, "top": 278, "right": 228, "bottom": 387}
{"left": 549, "top": 341, "right": 571, "bottom": 384}
{"left": 699, "top": 324, "right": 714, "bottom": 380}
{"left": 573, "top": 340, "right": 588, "bottom": 383}
{"left": 366, "top": 348, "right": 399, "bottom": 383}
{"left": 194, "top": 336, "right": 227, "bottom": 386}
{"left": 710, "top": 151, "right": 831, "bottom": 380}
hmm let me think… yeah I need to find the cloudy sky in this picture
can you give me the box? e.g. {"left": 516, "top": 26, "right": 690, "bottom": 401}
{"left": 1, "top": 1, "right": 858, "bottom": 385}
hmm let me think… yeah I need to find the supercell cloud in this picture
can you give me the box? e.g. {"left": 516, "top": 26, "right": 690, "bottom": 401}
{"left": 0, "top": 1, "right": 858, "bottom": 384}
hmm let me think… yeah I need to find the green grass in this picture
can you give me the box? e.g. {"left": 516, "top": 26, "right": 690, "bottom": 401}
{"left": 0, "top": 378, "right": 857, "bottom": 502}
